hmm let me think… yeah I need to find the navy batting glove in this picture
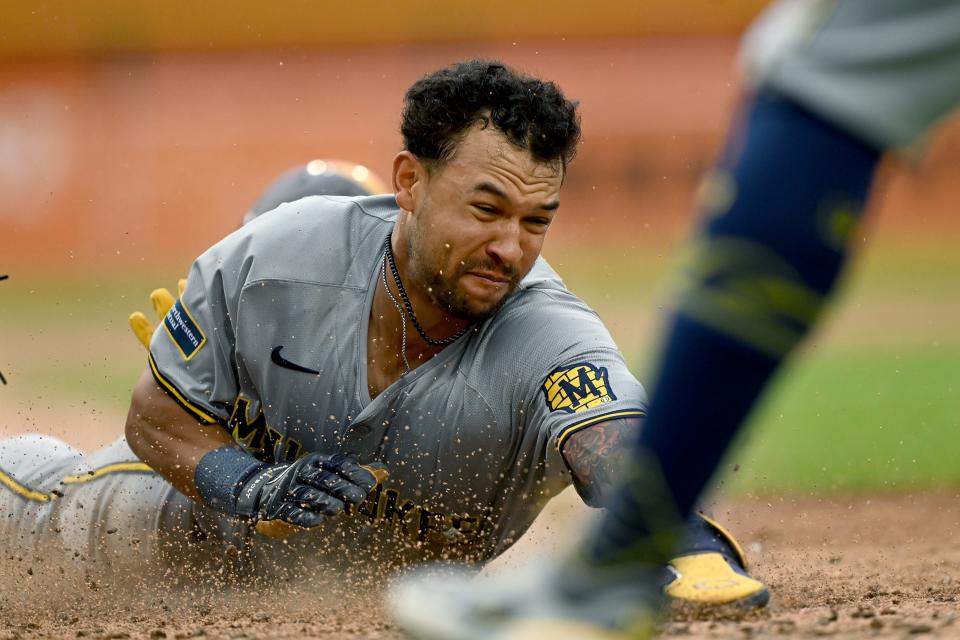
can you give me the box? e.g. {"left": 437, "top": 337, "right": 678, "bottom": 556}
{"left": 196, "top": 447, "right": 378, "bottom": 528}
{"left": 237, "top": 453, "right": 378, "bottom": 528}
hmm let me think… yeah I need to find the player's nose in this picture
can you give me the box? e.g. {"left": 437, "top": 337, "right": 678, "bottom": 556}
{"left": 485, "top": 222, "right": 523, "bottom": 268}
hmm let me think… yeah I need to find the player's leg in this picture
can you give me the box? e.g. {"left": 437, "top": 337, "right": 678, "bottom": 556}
{"left": 575, "top": 89, "right": 880, "bottom": 575}
{"left": 0, "top": 434, "right": 85, "bottom": 550}
{"left": 0, "top": 434, "right": 196, "bottom": 570}
{"left": 51, "top": 436, "right": 197, "bottom": 567}
{"left": 56, "top": 437, "right": 261, "bottom": 580}
{"left": 0, "top": 434, "right": 81, "bottom": 477}
{"left": 575, "top": 0, "right": 960, "bottom": 576}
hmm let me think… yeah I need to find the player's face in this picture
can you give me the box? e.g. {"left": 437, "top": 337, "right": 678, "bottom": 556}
{"left": 407, "top": 125, "right": 563, "bottom": 321}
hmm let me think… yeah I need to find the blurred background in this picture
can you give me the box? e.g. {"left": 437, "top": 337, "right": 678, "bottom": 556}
{"left": 1, "top": 0, "right": 958, "bottom": 497}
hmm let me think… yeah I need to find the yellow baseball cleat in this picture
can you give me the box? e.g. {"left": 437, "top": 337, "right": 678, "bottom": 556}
{"left": 664, "top": 512, "right": 769, "bottom": 608}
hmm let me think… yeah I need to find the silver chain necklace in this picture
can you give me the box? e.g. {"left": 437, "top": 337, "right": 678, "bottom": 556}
{"left": 380, "top": 254, "right": 412, "bottom": 373}
{"left": 382, "top": 234, "right": 473, "bottom": 347}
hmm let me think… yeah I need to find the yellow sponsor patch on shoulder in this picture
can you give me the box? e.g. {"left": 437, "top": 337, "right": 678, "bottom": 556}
{"left": 542, "top": 362, "right": 616, "bottom": 414}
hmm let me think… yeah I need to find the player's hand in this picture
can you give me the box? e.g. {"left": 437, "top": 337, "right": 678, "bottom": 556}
{"left": 128, "top": 278, "right": 187, "bottom": 349}
{"left": 237, "top": 453, "right": 384, "bottom": 530}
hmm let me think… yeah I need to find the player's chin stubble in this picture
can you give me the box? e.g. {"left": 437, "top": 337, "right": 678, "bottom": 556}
{"left": 406, "top": 221, "right": 519, "bottom": 322}
{"left": 417, "top": 261, "right": 518, "bottom": 323}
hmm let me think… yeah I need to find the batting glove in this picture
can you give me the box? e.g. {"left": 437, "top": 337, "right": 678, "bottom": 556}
{"left": 234, "top": 452, "right": 380, "bottom": 529}
{"left": 128, "top": 278, "right": 187, "bottom": 349}
{"left": 196, "top": 447, "right": 387, "bottom": 536}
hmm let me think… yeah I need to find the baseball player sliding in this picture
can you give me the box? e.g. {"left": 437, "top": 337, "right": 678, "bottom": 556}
{"left": 2, "top": 60, "right": 765, "bottom": 606}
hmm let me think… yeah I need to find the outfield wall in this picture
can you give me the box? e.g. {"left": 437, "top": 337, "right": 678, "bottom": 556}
{"left": 1, "top": 37, "right": 958, "bottom": 272}
{"left": 1, "top": 1, "right": 767, "bottom": 56}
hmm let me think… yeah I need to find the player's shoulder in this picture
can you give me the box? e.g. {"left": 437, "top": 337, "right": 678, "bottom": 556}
{"left": 197, "top": 194, "right": 397, "bottom": 288}
{"left": 479, "top": 258, "right": 617, "bottom": 355}
{"left": 243, "top": 193, "right": 397, "bottom": 251}
{"left": 459, "top": 260, "right": 635, "bottom": 411}
{"left": 507, "top": 258, "right": 607, "bottom": 327}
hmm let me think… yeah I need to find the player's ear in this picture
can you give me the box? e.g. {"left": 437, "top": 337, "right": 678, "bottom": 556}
{"left": 393, "top": 151, "right": 423, "bottom": 213}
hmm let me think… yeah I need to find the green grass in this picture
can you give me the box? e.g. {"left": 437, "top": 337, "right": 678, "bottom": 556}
{"left": 723, "top": 344, "right": 960, "bottom": 494}
{"left": 1, "top": 268, "right": 181, "bottom": 411}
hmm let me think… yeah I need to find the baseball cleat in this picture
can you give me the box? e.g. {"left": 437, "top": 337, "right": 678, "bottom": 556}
{"left": 389, "top": 562, "right": 660, "bottom": 640}
{"left": 663, "top": 512, "right": 769, "bottom": 608}
{"left": 389, "top": 514, "right": 765, "bottom": 640}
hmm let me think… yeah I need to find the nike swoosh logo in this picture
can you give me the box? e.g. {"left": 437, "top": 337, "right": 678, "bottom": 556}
{"left": 271, "top": 346, "right": 321, "bottom": 375}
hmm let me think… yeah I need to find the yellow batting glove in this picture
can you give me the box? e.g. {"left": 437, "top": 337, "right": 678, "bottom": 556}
{"left": 128, "top": 278, "right": 187, "bottom": 350}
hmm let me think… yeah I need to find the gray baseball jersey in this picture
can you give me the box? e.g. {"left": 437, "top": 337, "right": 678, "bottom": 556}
{"left": 742, "top": 0, "right": 960, "bottom": 149}
{"left": 0, "top": 194, "right": 646, "bottom": 574}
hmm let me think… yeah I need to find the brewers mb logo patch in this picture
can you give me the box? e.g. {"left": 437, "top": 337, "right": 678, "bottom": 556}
{"left": 542, "top": 362, "right": 616, "bottom": 414}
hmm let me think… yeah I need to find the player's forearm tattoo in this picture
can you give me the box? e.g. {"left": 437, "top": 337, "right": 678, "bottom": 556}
{"left": 561, "top": 416, "right": 643, "bottom": 508}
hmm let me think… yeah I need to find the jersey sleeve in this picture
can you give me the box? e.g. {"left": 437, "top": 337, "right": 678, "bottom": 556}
{"left": 477, "top": 287, "right": 648, "bottom": 556}
{"left": 507, "top": 286, "right": 648, "bottom": 488}
{"left": 534, "top": 350, "right": 647, "bottom": 455}
{"left": 528, "top": 344, "right": 647, "bottom": 511}
{"left": 147, "top": 229, "right": 255, "bottom": 425}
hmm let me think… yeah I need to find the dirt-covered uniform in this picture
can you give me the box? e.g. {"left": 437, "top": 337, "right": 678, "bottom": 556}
{"left": 0, "top": 194, "right": 645, "bottom": 574}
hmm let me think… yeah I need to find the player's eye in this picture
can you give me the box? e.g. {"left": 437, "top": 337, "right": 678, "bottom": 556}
{"left": 520, "top": 216, "right": 553, "bottom": 235}
{"left": 473, "top": 204, "right": 498, "bottom": 215}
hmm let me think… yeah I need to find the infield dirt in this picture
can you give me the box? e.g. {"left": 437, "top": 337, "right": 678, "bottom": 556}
{"left": 1, "top": 420, "right": 958, "bottom": 640}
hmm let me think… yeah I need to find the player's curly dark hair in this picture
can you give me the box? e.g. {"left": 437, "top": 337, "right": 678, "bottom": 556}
{"left": 401, "top": 59, "right": 581, "bottom": 170}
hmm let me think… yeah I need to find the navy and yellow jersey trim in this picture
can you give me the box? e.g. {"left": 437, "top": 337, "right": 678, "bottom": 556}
{"left": 147, "top": 353, "right": 218, "bottom": 425}
{"left": 0, "top": 469, "right": 53, "bottom": 502}
{"left": 555, "top": 408, "right": 647, "bottom": 453}
{"left": 0, "top": 461, "right": 155, "bottom": 503}
{"left": 62, "top": 462, "right": 154, "bottom": 484}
